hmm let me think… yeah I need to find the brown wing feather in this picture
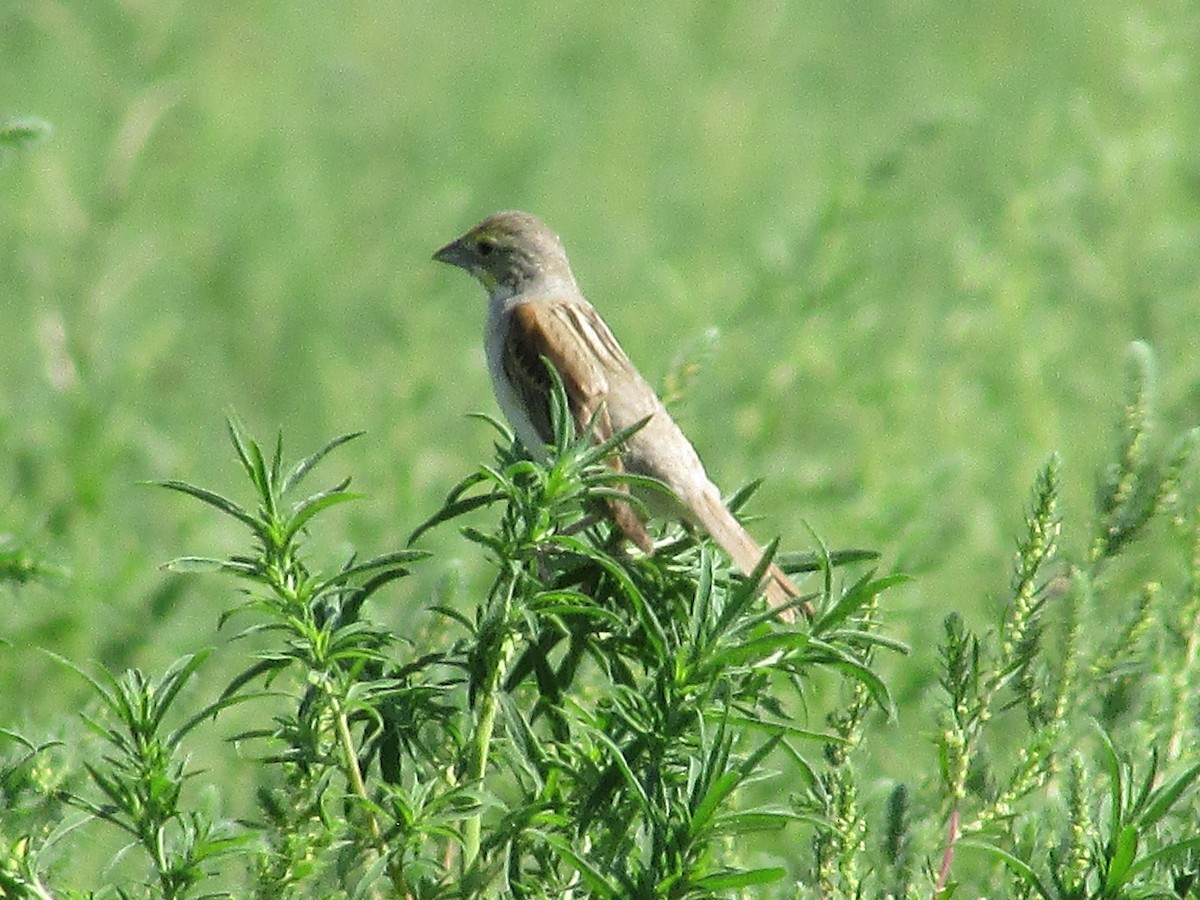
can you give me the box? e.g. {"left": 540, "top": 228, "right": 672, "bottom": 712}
{"left": 503, "top": 300, "right": 612, "bottom": 444}
{"left": 502, "top": 299, "right": 654, "bottom": 552}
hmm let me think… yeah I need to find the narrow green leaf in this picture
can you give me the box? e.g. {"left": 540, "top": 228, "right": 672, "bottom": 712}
{"left": 408, "top": 491, "right": 503, "bottom": 544}
{"left": 151, "top": 650, "right": 212, "bottom": 733}
{"left": 444, "top": 469, "right": 494, "bottom": 505}
{"left": 317, "top": 549, "right": 433, "bottom": 591}
{"left": 711, "top": 713, "right": 836, "bottom": 745}
{"left": 690, "top": 771, "right": 741, "bottom": 837}
{"left": 803, "top": 520, "right": 835, "bottom": 613}
{"left": 528, "top": 594, "right": 625, "bottom": 626}
{"left": 465, "top": 411, "right": 513, "bottom": 441}
{"left": 579, "top": 413, "right": 652, "bottom": 467}
{"left": 430, "top": 604, "right": 476, "bottom": 634}
{"left": 692, "top": 866, "right": 786, "bottom": 889}
{"left": 0, "top": 730, "right": 60, "bottom": 754}
{"left": 1094, "top": 722, "right": 1124, "bottom": 839}
{"left": 588, "top": 728, "right": 652, "bottom": 814}
{"left": 170, "top": 689, "right": 258, "bottom": 745}
{"left": 777, "top": 547, "right": 879, "bottom": 573}
{"left": 160, "top": 556, "right": 233, "bottom": 573}
{"left": 689, "top": 545, "right": 715, "bottom": 650}
{"left": 1126, "top": 834, "right": 1200, "bottom": 879}
{"left": 710, "top": 631, "right": 811, "bottom": 668}
{"left": 246, "top": 430, "right": 274, "bottom": 515}
{"left": 43, "top": 651, "right": 121, "bottom": 718}
{"left": 77, "top": 765, "right": 139, "bottom": 834}
{"left": 738, "top": 732, "right": 785, "bottom": 778}
{"left": 280, "top": 431, "right": 365, "bottom": 495}
{"left": 1104, "top": 824, "right": 1138, "bottom": 893}
{"left": 725, "top": 479, "right": 764, "bottom": 514}
{"left": 349, "top": 851, "right": 393, "bottom": 900}
{"left": 1130, "top": 748, "right": 1160, "bottom": 822}
{"left": 805, "top": 636, "right": 894, "bottom": 712}
{"left": 1136, "top": 760, "right": 1200, "bottom": 827}
{"left": 540, "top": 833, "right": 617, "bottom": 897}
{"left": 554, "top": 533, "right": 664, "bottom": 652}
{"left": 959, "top": 839, "right": 1053, "bottom": 898}
{"left": 461, "top": 525, "right": 503, "bottom": 553}
{"left": 821, "top": 570, "right": 909, "bottom": 631}
{"left": 219, "top": 657, "right": 293, "bottom": 703}
{"left": 710, "top": 811, "right": 798, "bottom": 835}
{"left": 225, "top": 416, "right": 259, "bottom": 485}
{"left": 828, "top": 628, "right": 911, "bottom": 655}
{"left": 586, "top": 472, "right": 672, "bottom": 496}
{"left": 269, "top": 429, "right": 285, "bottom": 495}
{"left": 283, "top": 485, "right": 361, "bottom": 543}
{"left": 717, "top": 537, "right": 782, "bottom": 632}
{"left": 154, "top": 480, "right": 264, "bottom": 536}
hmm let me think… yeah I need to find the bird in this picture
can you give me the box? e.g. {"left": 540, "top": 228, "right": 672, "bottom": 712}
{"left": 433, "top": 211, "right": 810, "bottom": 621}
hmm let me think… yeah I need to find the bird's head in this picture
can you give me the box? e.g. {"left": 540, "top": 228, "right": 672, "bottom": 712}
{"left": 433, "top": 211, "right": 574, "bottom": 294}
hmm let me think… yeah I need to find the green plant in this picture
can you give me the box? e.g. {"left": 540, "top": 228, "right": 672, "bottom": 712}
{"left": 3, "top": 344, "right": 1196, "bottom": 898}
{"left": 135, "top": 377, "right": 892, "bottom": 897}
{"left": 61, "top": 653, "right": 251, "bottom": 899}
{"left": 922, "top": 342, "right": 1200, "bottom": 899}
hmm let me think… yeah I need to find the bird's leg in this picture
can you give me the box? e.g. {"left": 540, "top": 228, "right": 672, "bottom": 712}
{"left": 539, "top": 512, "right": 614, "bottom": 580}
{"left": 536, "top": 555, "right": 552, "bottom": 583}
{"left": 561, "top": 511, "right": 603, "bottom": 537}
{"left": 604, "top": 496, "right": 655, "bottom": 554}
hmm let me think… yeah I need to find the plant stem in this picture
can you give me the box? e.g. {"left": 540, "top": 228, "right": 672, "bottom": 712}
{"left": 463, "top": 572, "right": 519, "bottom": 872}
{"left": 1167, "top": 513, "right": 1200, "bottom": 762}
{"left": 332, "top": 694, "right": 412, "bottom": 899}
{"left": 463, "top": 667, "right": 500, "bottom": 870}
{"left": 935, "top": 805, "right": 960, "bottom": 897}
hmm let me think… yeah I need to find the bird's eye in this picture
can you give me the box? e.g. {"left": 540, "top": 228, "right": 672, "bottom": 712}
{"left": 477, "top": 238, "right": 496, "bottom": 257}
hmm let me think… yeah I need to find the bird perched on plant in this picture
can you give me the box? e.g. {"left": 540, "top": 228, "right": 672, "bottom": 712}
{"left": 433, "top": 211, "right": 810, "bottom": 621}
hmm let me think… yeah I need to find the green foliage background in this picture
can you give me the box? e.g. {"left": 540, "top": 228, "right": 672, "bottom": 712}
{"left": 3, "top": 0, "right": 1199, "bottom": 890}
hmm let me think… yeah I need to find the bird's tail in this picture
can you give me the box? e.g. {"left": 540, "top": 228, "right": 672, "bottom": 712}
{"left": 689, "top": 490, "right": 812, "bottom": 622}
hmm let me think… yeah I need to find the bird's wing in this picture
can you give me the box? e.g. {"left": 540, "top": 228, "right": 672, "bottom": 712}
{"left": 502, "top": 298, "right": 636, "bottom": 445}
{"left": 503, "top": 297, "right": 655, "bottom": 552}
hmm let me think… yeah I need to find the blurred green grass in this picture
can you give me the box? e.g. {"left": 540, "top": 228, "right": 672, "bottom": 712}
{"left": 3, "top": 0, "right": 1199, "bottom": 875}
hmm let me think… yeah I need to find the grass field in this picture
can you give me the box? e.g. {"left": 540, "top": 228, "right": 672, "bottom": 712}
{"left": 4, "top": 1, "right": 1200, "bottom": 895}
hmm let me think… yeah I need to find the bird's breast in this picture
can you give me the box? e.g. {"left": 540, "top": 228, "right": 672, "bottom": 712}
{"left": 485, "top": 302, "right": 547, "bottom": 455}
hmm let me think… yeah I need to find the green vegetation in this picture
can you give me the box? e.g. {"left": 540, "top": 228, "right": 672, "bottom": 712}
{"left": 3, "top": 1, "right": 1199, "bottom": 896}
{"left": 4, "top": 356, "right": 1199, "bottom": 897}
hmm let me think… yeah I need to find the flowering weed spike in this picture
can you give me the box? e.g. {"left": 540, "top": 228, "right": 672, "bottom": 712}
{"left": 1003, "top": 453, "right": 1060, "bottom": 672}
{"left": 1093, "top": 341, "right": 1165, "bottom": 563}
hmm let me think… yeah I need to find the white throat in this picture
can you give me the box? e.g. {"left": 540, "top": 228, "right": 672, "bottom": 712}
{"left": 483, "top": 287, "right": 544, "bottom": 456}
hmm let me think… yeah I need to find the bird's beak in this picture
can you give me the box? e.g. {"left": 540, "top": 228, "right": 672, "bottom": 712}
{"left": 432, "top": 237, "right": 470, "bottom": 269}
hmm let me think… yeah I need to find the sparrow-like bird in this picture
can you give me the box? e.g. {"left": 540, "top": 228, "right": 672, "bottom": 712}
{"left": 433, "top": 211, "right": 809, "bottom": 620}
